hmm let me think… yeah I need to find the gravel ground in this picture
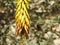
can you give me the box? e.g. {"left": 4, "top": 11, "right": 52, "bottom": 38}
{"left": 0, "top": 0, "right": 60, "bottom": 45}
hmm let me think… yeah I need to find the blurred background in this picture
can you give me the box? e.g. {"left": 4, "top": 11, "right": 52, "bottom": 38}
{"left": 0, "top": 0, "right": 60, "bottom": 45}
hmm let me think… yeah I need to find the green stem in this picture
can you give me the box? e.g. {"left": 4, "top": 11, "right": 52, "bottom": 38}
{"left": 20, "top": 35, "right": 26, "bottom": 45}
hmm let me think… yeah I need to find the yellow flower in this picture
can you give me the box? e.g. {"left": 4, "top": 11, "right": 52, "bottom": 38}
{"left": 15, "top": 0, "right": 30, "bottom": 38}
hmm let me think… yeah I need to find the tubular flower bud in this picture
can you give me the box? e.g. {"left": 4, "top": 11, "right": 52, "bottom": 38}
{"left": 15, "top": 0, "right": 30, "bottom": 38}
